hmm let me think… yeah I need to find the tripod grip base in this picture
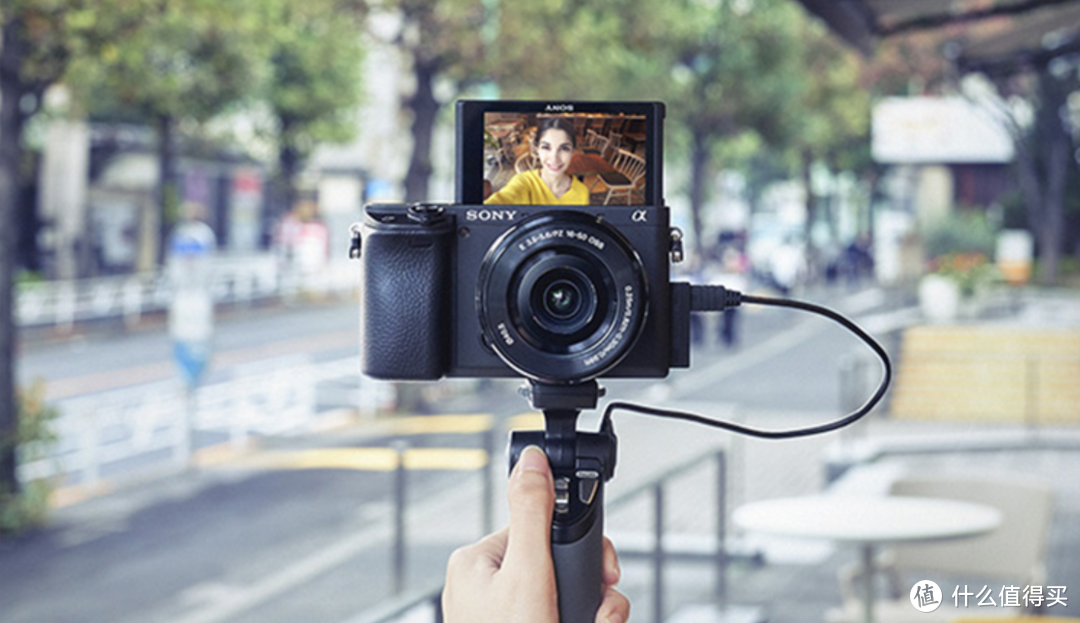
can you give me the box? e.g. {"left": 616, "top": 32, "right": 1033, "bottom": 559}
{"left": 552, "top": 493, "right": 604, "bottom": 623}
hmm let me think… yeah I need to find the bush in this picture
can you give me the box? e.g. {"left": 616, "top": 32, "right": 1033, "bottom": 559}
{"left": 923, "top": 210, "right": 999, "bottom": 261}
{"left": 0, "top": 381, "right": 59, "bottom": 536}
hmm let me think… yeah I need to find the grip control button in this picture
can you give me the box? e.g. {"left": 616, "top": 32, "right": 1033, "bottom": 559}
{"left": 578, "top": 478, "right": 599, "bottom": 505}
{"left": 555, "top": 477, "right": 571, "bottom": 514}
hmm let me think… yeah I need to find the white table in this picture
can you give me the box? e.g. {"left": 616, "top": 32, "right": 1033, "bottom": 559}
{"left": 733, "top": 495, "right": 1003, "bottom": 623}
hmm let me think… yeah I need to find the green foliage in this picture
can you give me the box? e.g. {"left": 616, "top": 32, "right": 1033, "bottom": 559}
{"left": 67, "top": 0, "right": 271, "bottom": 123}
{"left": 787, "top": 15, "right": 871, "bottom": 166}
{"left": 261, "top": 0, "right": 366, "bottom": 162}
{"left": 0, "top": 480, "right": 53, "bottom": 536}
{"left": 369, "top": 0, "right": 488, "bottom": 87}
{"left": 930, "top": 251, "right": 999, "bottom": 297}
{"left": 14, "top": 270, "right": 45, "bottom": 287}
{"left": 923, "top": 210, "right": 999, "bottom": 260}
{"left": 490, "top": 0, "right": 640, "bottom": 99}
{"left": 0, "top": 381, "right": 59, "bottom": 536}
{"left": 489, "top": 0, "right": 872, "bottom": 253}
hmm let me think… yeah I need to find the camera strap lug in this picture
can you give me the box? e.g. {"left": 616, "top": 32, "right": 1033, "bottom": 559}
{"left": 669, "top": 227, "right": 685, "bottom": 264}
{"left": 348, "top": 223, "right": 362, "bottom": 259}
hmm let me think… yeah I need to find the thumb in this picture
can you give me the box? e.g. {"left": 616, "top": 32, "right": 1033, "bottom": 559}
{"left": 504, "top": 445, "right": 555, "bottom": 567}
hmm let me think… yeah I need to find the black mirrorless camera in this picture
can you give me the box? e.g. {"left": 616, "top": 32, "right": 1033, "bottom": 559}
{"left": 356, "top": 100, "right": 687, "bottom": 623}
{"left": 359, "top": 100, "right": 692, "bottom": 385}
{"left": 354, "top": 100, "right": 891, "bottom": 623}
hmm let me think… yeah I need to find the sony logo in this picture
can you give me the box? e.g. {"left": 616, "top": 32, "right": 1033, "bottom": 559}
{"left": 465, "top": 209, "right": 519, "bottom": 222}
{"left": 545, "top": 103, "right": 574, "bottom": 112}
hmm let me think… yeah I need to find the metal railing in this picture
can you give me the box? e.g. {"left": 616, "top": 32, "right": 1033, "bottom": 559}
{"left": 356, "top": 447, "right": 737, "bottom": 623}
{"left": 16, "top": 356, "right": 392, "bottom": 486}
{"left": 16, "top": 256, "right": 357, "bottom": 331}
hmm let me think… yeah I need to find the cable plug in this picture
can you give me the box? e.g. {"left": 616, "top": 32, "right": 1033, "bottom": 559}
{"left": 689, "top": 285, "right": 743, "bottom": 312}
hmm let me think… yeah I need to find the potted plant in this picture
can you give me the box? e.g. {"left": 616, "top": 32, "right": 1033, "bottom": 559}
{"left": 918, "top": 211, "right": 999, "bottom": 322}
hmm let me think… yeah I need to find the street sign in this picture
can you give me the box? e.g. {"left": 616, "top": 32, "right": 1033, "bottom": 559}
{"left": 173, "top": 339, "right": 211, "bottom": 388}
{"left": 168, "top": 218, "right": 217, "bottom": 389}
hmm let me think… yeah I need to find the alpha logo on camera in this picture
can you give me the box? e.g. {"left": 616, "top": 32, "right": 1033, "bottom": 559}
{"left": 466, "top": 209, "right": 519, "bottom": 222}
{"left": 545, "top": 104, "right": 574, "bottom": 112}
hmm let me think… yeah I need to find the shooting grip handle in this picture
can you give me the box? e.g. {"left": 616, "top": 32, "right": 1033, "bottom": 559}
{"left": 552, "top": 481, "right": 604, "bottom": 623}
{"left": 510, "top": 408, "right": 614, "bottom": 623}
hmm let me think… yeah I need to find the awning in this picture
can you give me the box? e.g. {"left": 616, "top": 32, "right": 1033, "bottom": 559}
{"left": 793, "top": 0, "right": 1080, "bottom": 75}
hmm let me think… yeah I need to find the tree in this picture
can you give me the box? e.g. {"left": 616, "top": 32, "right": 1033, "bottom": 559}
{"left": 489, "top": 0, "right": 813, "bottom": 260}
{"left": 488, "top": 0, "right": 649, "bottom": 100}
{"left": 985, "top": 65, "right": 1077, "bottom": 284}
{"left": 787, "top": 15, "right": 871, "bottom": 274}
{"left": 70, "top": 0, "right": 270, "bottom": 261}
{"left": 1, "top": 0, "right": 145, "bottom": 505}
{"left": 261, "top": 0, "right": 367, "bottom": 220}
{"left": 649, "top": 0, "right": 808, "bottom": 258}
{"left": 370, "top": 0, "right": 487, "bottom": 202}
{"left": 861, "top": 13, "right": 1076, "bottom": 285}
{"left": 0, "top": 12, "right": 28, "bottom": 502}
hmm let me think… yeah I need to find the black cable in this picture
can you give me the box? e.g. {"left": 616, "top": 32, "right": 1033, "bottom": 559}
{"left": 600, "top": 287, "right": 893, "bottom": 440}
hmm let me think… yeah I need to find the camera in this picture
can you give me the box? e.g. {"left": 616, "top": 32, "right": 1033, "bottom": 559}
{"left": 357, "top": 100, "right": 691, "bottom": 385}
{"left": 353, "top": 100, "right": 893, "bottom": 623}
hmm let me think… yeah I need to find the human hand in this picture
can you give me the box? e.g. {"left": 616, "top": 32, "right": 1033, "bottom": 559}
{"left": 443, "top": 445, "right": 630, "bottom": 623}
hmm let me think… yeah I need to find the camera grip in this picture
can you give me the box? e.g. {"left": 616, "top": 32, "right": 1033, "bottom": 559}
{"left": 552, "top": 487, "right": 605, "bottom": 623}
{"left": 361, "top": 218, "right": 452, "bottom": 380}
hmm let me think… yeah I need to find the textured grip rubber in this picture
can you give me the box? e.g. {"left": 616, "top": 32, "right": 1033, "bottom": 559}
{"left": 551, "top": 488, "right": 604, "bottom": 623}
{"left": 360, "top": 219, "right": 452, "bottom": 379}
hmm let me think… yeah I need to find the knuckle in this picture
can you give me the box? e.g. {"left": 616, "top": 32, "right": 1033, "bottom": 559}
{"left": 445, "top": 544, "right": 473, "bottom": 574}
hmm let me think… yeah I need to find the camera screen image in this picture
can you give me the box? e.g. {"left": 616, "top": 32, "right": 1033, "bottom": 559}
{"left": 456, "top": 101, "right": 664, "bottom": 207}
{"left": 482, "top": 111, "right": 649, "bottom": 206}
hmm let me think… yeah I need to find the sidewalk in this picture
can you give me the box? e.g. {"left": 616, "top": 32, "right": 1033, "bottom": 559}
{"left": 697, "top": 421, "right": 1080, "bottom": 623}
{"left": 655, "top": 286, "right": 1080, "bottom": 623}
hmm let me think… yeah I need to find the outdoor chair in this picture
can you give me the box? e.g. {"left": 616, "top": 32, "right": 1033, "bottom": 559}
{"left": 515, "top": 150, "right": 538, "bottom": 174}
{"left": 604, "top": 132, "right": 623, "bottom": 162}
{"left": 592, "top": 148, "right": 646, "bottom": 205}
{"left": 825, "top": 473, "right": 1054, "bottom": 623}
{"left": 583, "top": 128, "right": 604, "bottom": 155}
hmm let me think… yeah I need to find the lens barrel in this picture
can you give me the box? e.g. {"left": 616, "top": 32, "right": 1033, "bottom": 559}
{"left": 478, "top": 211, "right": 648, "bottom": 383}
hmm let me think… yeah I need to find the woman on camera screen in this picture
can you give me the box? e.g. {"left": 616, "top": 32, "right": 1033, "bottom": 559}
{"left": 485, "top": 117, "right": 589, "bottom": 205}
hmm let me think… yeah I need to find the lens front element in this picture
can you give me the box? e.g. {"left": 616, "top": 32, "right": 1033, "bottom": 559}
{"left": 544, "top": 279, "right": 581, "bottom": 319}
{"left": 518, "top": 255, "right": 603, "bottom": 346}
{"left": 478, "top": 212, "right": 648, "bottom": 383}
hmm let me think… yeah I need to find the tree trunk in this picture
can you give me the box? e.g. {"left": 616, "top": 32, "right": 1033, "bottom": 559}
{"left": 278, "top": 142, "right": 301, "bottom": 219}
{"left": 403, "top": 55, "right": 440, "bottom": 203}
{"left": 863, "top": 167, "right": 881, "bottom": 242}
{"left": 0, "top": 17, "right": 26, "bottom": 497}
{"left": 1037, "top": 124, "right": 1068, "bottom": 284}
{"left": 1014, "top": 137, "right": 1044, "bottom": 235}
{"left": 1013, "top": 70, "right": 1072, "bottom": 286}
{"left": 269, "top": 115, "right": 302, "bottom": 226}
{"left": 801, "top": 150, "right": 819, "bottom": 282}
{"left": 156, "top": 114, "right": 177, "bottom": 265}
{"left": 1033, "top": 72, "right": 1071, "bottom": 285}
{"left": 688, "top": 130, "right": 710, "bottom": 260}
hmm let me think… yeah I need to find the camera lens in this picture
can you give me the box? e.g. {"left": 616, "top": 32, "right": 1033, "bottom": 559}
{"left": 544, "top": 281, "right": 579, "bottom": 318}
{"left": 478, "top": 211, "right": 648, "bottom": 383}
{"left": 520, "top": 259, "right": 602, "bottom": 342}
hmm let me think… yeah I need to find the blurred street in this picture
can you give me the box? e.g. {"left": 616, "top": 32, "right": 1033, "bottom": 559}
{"left": 2, "top": 2, "right": 1079, "bottom": 622}
{"left": 1, "top": 282, "right": 911, "bottom": 623}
